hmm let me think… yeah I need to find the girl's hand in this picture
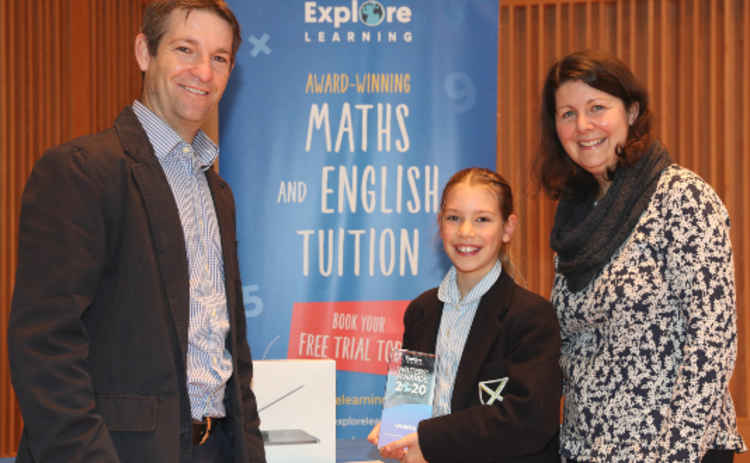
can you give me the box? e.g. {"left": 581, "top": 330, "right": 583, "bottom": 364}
{"left": 367, "top": 421, "right": 381, "bottom": 446}
{"left": 379, "top": 432, "right": 427, "bottom": 463}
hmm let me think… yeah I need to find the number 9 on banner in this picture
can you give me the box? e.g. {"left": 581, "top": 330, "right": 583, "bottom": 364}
{"left": 444, "top": 72, "right": 477, "bottom": 114}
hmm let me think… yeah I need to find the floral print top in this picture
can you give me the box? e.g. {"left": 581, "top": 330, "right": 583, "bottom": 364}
{"left": 554, "top": 165, "right": 746, "bottom": 462}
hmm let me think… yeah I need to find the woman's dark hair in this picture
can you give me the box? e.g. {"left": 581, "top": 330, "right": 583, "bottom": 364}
{"left": 535, "top": 50, "right": 653, "bottom": 200}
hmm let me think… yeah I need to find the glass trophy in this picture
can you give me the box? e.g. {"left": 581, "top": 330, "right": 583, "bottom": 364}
{"left": 378, "top": 348, "right": 436, "bottom": 447}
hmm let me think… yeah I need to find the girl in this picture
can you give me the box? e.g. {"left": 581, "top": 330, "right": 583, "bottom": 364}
{"left": 369, "top": 167, "right": 561, "bottom": 463}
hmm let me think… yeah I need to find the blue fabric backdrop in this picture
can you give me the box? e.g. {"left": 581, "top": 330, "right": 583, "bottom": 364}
{"left": 221, "top": 0, "right": 498, "bottom": 439}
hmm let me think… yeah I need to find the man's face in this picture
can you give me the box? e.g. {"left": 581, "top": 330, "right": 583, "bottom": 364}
{"left": 135, "top": 8, "right": 233, "bottom": 141}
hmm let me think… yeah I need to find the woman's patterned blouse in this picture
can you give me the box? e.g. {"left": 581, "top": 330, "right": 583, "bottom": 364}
{"left": 554, "top": 165, "right": 746, "bottom": 462}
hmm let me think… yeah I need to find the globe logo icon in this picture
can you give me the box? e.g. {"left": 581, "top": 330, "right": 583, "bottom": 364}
{"left": 359, "top": 1, "right": 385, "bottom": 26}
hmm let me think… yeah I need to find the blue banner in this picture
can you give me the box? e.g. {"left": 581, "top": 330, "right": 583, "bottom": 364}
{"left": 221, "top": 0, "right": 498, "bottom": 439}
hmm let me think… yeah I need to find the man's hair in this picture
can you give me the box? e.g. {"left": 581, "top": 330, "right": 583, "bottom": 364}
{"left": 142, "top": 0, "right": 241, "bottom": 64}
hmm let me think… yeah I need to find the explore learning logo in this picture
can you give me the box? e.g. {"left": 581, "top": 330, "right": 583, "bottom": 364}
{"left": 303, "top": 0, "right": 414, "bottom": 44}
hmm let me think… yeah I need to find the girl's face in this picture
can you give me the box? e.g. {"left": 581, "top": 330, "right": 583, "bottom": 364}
{"left": 440, "top": 183, "right": 516, "bottom": 294}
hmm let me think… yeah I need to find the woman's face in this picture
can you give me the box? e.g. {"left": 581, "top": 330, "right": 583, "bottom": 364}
{"left": 554, "top": 79, "right": 638, "bottom": 189}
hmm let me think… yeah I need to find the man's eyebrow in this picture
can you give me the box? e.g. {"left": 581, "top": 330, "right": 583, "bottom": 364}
{"left": 168, "top": 37, "right": 199, "bottom": 47}
{"left": 169, "top": 37, "right": 231, "bottom": 55}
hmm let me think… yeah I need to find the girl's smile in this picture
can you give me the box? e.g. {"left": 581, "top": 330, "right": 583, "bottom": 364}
{"left": 440, "top": 183, "right": 515, "bottom": 297}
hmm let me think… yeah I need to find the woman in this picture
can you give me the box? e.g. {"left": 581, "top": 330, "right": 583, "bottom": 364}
{"left": 535, "top": 50, "right": 745, "bottom": 462}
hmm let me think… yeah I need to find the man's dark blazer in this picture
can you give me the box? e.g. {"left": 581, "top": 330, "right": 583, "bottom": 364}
{"left": 403, "top": 271, "right": 561, "bottom": 463}
{"left": 8, "top": 107, "right": 266, "bottom": 463}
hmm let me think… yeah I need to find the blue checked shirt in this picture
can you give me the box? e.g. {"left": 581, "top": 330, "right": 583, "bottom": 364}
{"left": 133, "top": 101, "right": 232, "bottom": 420}
{"left": 433, "top": 260, "right": 502, "bottom": 416}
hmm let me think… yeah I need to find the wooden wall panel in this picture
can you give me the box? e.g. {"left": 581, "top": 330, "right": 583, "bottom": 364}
{"left": 0, "top": 0, "right": 145, "bottom": 456}
{"left": 499, "top": 0, "right": 750, "bottom": 457}
{"left": 1, "top": 0, "right": 11, "bottom": 456}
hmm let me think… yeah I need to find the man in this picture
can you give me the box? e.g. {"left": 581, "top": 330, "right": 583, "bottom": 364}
{"left": 8, "top": 1, "right": 266, "bottom": 462}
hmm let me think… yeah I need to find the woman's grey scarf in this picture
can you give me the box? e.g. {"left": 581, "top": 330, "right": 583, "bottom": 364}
{"left": 550, "top": 142, "right": 673, "bottom": 292}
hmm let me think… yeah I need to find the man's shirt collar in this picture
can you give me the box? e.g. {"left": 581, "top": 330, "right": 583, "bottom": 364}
{"left": 132, "top": 99, "right": 218, "bottom": 171}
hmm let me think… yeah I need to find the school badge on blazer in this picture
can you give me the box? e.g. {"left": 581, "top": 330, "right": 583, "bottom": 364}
{"left": 479, "top": 377, "right": 509, "bottom": 406}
